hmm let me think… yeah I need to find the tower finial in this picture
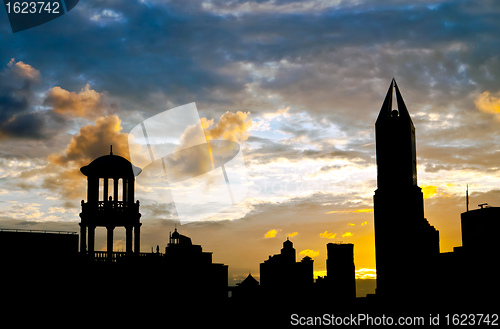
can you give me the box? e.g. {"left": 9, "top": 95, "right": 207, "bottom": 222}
{"left": 110, "top": 145, "right": 113, "bottom": 155}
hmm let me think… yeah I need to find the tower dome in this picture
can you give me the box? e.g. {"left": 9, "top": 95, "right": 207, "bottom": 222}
{"left": 80, "top": 146, "right": 141, "bottom": 178}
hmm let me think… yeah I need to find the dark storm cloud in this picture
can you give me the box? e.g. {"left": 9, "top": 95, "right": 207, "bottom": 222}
{"left": 0, "top": 59, "right": 67, "bottom": 139}
{"left": 1, "top": 1, "right": 249, "bottom": 113}
{"left": 0, "top": 60, "right": 38, "bottom": 117}
{"left": 2, "top": 0, "right": 498, "bottom": 121}
{"left": 1, "top": 0, "right": 499, "bottom": 166}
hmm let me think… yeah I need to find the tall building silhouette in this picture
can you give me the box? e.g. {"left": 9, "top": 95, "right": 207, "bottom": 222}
{"left": 373, "top": 79, "right": 440, "bottom": 298}
{"left": 326, "top": 242, "right": 356, "bottom": 300}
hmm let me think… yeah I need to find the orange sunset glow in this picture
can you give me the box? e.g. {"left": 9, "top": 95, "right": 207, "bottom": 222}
{"left": 1, "top": 0, "right": 500, "bottom": 306}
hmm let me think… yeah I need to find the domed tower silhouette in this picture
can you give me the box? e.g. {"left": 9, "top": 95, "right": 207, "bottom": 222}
{"left": 280, "top": 237, "right": 296, "bottom": 264}
{"left": 79, "top": 146, "right": 142, "bottom": 260}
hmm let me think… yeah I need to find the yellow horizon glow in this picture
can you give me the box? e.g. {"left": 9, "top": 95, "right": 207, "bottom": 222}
{"left": 313, "top": 268, "right": 377, "bottom": 280}
{"left": 299, "top": 249, "right": 320, "bottom": 258}
{"left": 326, "top": 208, "right": 374, "bottom": 214}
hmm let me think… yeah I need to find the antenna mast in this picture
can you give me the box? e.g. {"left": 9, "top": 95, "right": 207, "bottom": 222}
{"left": 466, "top": 184, "right": 469, "bottom": 212}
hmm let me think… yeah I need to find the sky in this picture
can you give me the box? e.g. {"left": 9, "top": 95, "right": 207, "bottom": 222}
{"left": 1, "top": 0, "right": 500, "bottom": 292}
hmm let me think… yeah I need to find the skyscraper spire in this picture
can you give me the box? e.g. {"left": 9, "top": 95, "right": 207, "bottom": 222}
{"left": 376, "top": 78, "right": 413, "bottom": 124}
{"left": 393, "top": 79, "right": 412, "bottom": 122}
{"left": 375, "top": 78, "right": 417, "bottom": 189}
{"left": 376, "top": 78, "right": 394, "bottom": 124}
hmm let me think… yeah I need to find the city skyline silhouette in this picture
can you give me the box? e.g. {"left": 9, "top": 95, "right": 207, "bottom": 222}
{"left": 1, "top": 79, "right": 498, "bottom": 325}
{"left": 2, "top": 1, "right": 500, "bottom": 326}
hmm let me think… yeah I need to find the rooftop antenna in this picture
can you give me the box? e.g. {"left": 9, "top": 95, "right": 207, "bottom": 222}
{"left": 110, "top": 145, "right": 113, "bottom": 155}
{"left": 466, "top": 184, "right": 469, "bottom": 212}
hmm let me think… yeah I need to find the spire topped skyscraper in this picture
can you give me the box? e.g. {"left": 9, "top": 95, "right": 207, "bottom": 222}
{"left": 374, "top": 79, "right": 440, "bottom": 299}
{"left": 375, "top": 78, "right": 418, "bottom": 190}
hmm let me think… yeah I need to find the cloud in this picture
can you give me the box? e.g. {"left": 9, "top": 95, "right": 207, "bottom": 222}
{"left": 245, "top": 115, "right": 373, "bottom": 167}
{"left": 319, "top": 231, "right": 337, "bottom": 239}
{"left": 90, "top": 9, "right": 126, "bottom": 24}
{"left": 160, "top": 111, "right": 252, "bottom": 184}
{"left": 422, "top": 185, "right": 438, "bottom": 199}
{"left": 287, "top": 231, "right": 298, "bottom": 237}
{"left": 49, "top": 115, "right": 129, "bottom": 166}
{"left": 475, "top": 90, "right": 500, "bottom": 120}
{"left": 7, "top": 58, "right": 40, "bottom": 80}
{"left": 0, "top": 59, "right": 55, "bottom": 139}
{"left": 43, "top": 84, "right": 111, "bottom": 120}
{"left": 341, "top": 232, "right": 353, "bottom": 238}
{"left": 0, "top": 201, "right": 76, "bottom": 222}
{"left": 0, "top": 201, "right": 43, "bottom": 220}
{"left": 201, "top": 0, "right": 350, "bottom": 16}
{"left": 45, "top": 115, "right": 130, "bottom": 199}
{"left": 0, "top": 1, "right": 492, "bottom": 146}
{"left": 1, "top": 0, "right": 497, "bottom": 127}
{"left": 0, "top": 111, "right": 64, "bottom": 140}
{"left": 0, "top": 60, "right": 114, "bottom": 141}
{"left": 41, "top": 164, "right": 88, "bottom": 200}
{"left": 264, "top": 229, "right": 279, "bottom": 238}
{"left": 299, "top": 249, "right": 319, "bottom": 258}
{"left": 261, "top": 107, "right": 290, "bottom": 120}
{"left": 204, "top": 111, "right": 252, "bottom": 143}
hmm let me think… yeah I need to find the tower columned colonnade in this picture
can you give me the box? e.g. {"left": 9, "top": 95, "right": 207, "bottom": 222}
{"left": 79, "top": 146, "right": 142, "bottom": 260}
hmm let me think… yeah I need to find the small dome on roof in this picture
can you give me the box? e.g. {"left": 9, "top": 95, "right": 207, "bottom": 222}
{"left": 80, "top": 147, "right": 141, "bottom": 178}
{"left": 171, "top": 228, "right": 180, "bottom": 239}
{"left": 283, "top": 237, "right": 293, "bottom": 248}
